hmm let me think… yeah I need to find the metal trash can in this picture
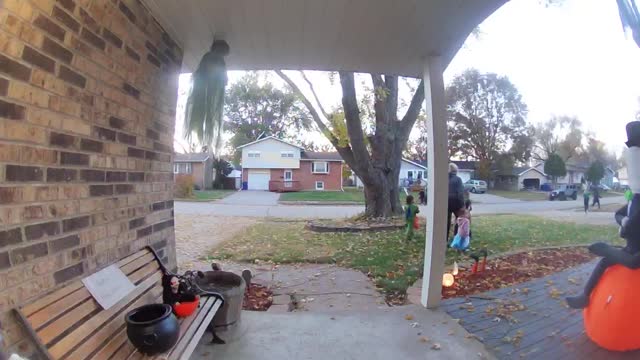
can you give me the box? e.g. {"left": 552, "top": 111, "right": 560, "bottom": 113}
{"left": 196, "top": 271, "right": 246, "bottom": 342}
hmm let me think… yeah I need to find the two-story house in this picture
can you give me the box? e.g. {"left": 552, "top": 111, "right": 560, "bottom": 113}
{"left": 238, "top": 136, "right": 344, "bottom": 191}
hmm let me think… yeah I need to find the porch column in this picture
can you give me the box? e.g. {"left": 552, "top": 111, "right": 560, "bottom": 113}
{"left": 421, "top": 56, "right": 449, "bottom": 308}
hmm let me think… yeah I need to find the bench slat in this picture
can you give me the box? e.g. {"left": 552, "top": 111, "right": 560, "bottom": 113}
{"left": 90, "top": 327, "right": 128, "bottom": 360}
{"left": 65, "top": 288, "right": 163, "bottom": 360}
{"left": 28, "top": 258, "right": 158, "bottom": 331}
{"left": 178, "top": 299, "right": 222, "bottom": 360}
{"left": 38, "top": 297, "right": 98, "bottom": 345}
{"left": 49, "top": 272, "right": 162, "bottom": 359}
{"left": 22, "top": 250, "right": 151, "bottom": 317}
{"left": 167, "top": 297, "right": 218, "bottom": 359}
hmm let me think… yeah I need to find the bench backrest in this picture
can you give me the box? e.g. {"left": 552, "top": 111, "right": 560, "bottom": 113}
{"left": 16, "top": 248, "right": 164, "bottom": 360}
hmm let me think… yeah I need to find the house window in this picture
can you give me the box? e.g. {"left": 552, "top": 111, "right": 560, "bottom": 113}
{"left": 281, "top": 151, "right": 295, "bottom": 158}
{"left": 173, "top": 163, "right": 192, "bottom": 174}
{"left": 284, "top": 170, "right": 293, "bottom": 181}
{"left": 315, "top": 181, "right": 325, "bottom": 190}
{"left": 248, "top": 151, "right": 261, "bottom": 158}
{"left": 312, "top": 161, "right": 328, "bottom": 174}
{"left": 407, "top": 170, "right": 414, "bottom": 179}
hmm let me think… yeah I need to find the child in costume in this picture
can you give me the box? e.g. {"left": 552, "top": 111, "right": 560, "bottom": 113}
{"left": 566, "top": 121, "right": 640, "bottom": 309}
{"left": 404, "top": 195, "right": 420, "bottom": 241}
{"left": 450, "top": 207, "right": 470, "bottom": 251}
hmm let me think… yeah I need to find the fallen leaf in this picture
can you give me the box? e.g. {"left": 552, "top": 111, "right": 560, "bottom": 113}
{"left": 419, "top": 336, "right": 430, "bottom": 343}
{"left": 405, "top": 314, "right": 414, "bottom": 321}
{"left": 431, "top": 343, "right": 441, "bottom": 350}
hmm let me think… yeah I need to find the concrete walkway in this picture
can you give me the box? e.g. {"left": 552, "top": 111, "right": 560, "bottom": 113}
{"left": 219, "top": 191, "right": 279, "bottom": 206}
{"left": 192, "top": 305, "right": 494, "bottom": 360}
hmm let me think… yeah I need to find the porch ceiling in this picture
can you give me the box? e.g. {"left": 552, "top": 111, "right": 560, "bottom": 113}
{"left": 142, "top": 0, "right": 506, "bottom": 77}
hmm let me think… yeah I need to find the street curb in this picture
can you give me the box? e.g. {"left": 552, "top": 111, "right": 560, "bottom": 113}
{"left": 278, "top": 201, "right": 364, "bottom": 206}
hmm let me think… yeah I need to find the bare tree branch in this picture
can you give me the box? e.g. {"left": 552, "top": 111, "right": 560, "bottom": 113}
{"left": 299, "top": 71, "right": 330, "bottom": 119}
{"left": 399, "top": 79, "right": 425, "bottom": 140}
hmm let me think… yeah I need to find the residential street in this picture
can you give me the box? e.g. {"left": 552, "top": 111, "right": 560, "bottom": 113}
{"left": 175, "top": 191, "right": 626, "bottom": 219}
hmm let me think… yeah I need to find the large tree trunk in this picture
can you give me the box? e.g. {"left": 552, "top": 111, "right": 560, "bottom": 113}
{"left": 360, "top": 156, "right": 403, "bottom": 218}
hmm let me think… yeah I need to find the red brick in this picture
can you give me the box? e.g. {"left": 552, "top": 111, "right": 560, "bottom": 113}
{"left": 50, "top": 132, "right": 77, "bottom": 148}
{"left": 58, "top": 66, "right": 86, "bottom": 88}
{"left": 0, "top": 99, "right": 26, "bottom": 120}
{"left": 89, "top": 184, "right": 113, "bottom": 196}
{"left": 115, "top": 184, "right": 133, "bottom": 194}
{"left": 127, "top": 172, "right": 144, "bottom": 182}
{"left": 78, "top": 8, "right": 99, "bottom": 32}
{"left": 23, "top": 205, "right": 45, "bottom": 220}
{"left": 0, "top": 252, "right": 10, "bottom": 270}
{"left": 57, "top": 0, "right": 76, "bottom": 12}
{"left": 10, "top": 242, "right": 48, "bottom": 265}
{"left": 102, "top": 29, "right": 123, "bottom": 48}
{"left": 46, "top": 168, "right": 77, "bottom": 182}
{"left": 33, "top": 15, "right": 66, "bottom": 42}
{"left": 0, "top": 187, "right": 22, "bottom": 204}
{"left": 0, "top": 228, "right": 23, "bottom": 248}
{"left": 129, "top": 217, "right": 145, "bottom": 229}
{"left": 0, "top": 78, "right": 8, "bottom": 96}
{"left": 60, "top": 152, "right": 89, "bottom": 166}
{"left": 147, "top": 54, "right": 160, "bottom": 68}
{"left": 50, "top": 234, "right": 79, "bottom": 252}
{"left": 6, "top": 165, "right": 43, "bottom": 182}
{"left": 53, "top": 261, "right": 84, "bottom": 284}
{"left": 62, "top": 215, "right": 90, "bottom": 232}
{"left": 42, "top": 37, "right": 73, "bottom": 64}
{"left": 125, "top": 46, "right": 140, "bottom": 62}
{"left": 127, "top": 147, "right": 144, "bottom": 158}
{"left": 94, "top": 126, "right": 116, "bottom": 141}
{"left": 25, "top": 221, "right": 60, "bottom": 241}
{"left": 122, "top": 83, "right": 140, "bottom": 99}
{"left": 117, "top": 132, "right": 136, "bottom": 146}
{"left": 146, "top": 128, "right": 159, "bottom": 141}
{"left": 106, "top": 171, "right": 126, "bottom": 182}
{"left": 108, "top": 116, "right": 126, "bottom": 129}
{"left": 52, "top": 6, "right": 80, "bottom": 33}
{"left": 145, "top": 41, "right": 158, "bottom": 56}
{"left": 80, "top": 169, "right": 105, "bottom": 182}
{"left": 136, "top": 225, "right": 151, "bottom": 239}
{"left": 118, "top": 2, "right": 136, "bottom": 23}
{"left": 80, "top": 28, "right": 105, "bottom": 50}
{"left": 79, "top": 138, "right": 103, "bottom": 152}
{"left": 22, "top": 47, "right": 55, "bottom": 73}
{"left": 0, "top": 55, "right": 32, "bottom": 82}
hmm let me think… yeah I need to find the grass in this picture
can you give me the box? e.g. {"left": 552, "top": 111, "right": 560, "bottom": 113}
{"left": 211, "top": 215, "right": 620, "bottom": 296}
{"left": 489, "top": 190, "right": 549, "bottom": 201}
{"left": 186, "top": 190, "right": 234, "bottom": 201}
{"left": 280, "top": 188, "right": 418, "bottom": 204}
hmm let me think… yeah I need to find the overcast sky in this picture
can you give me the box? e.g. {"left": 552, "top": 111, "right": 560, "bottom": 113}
{"left": 175, "top": 0, "right": 640, "bottom": 156}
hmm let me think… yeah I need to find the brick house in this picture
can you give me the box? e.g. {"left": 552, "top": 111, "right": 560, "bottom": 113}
{"left": 173, "top": 153, "right": 213, "bottom": 190}
{"left": 0, "top": 0, "right": 179, "bottom": 352}
{"left": 238, "top": 136, "right": 344, "bottom": 191}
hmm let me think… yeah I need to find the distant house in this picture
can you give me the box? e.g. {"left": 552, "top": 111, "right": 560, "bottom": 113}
{"left": 238, "top": 136, "right": 344, "bottom": 191}
{"left": 494, "top": 166, "right": 547, "bottom": 191}
{"left": 618, "top": 167, "right": 629, "bottom": 187}
{"left": 534, "top": 161, "right": 587, "bottom": 185}
{"left": 451, "top": 161, "right": 477, "bottom": 183}
{"left": 173, "top": 153, "right": 214, "bottom": 190}
{"left": 351, "top": 159, "right": 428, "bottom": 188}
{"left": 603, "top": 167, "right": 616, "bottom": 188}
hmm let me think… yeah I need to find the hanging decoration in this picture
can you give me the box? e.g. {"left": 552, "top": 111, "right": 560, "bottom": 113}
{"left": 183, "top": 39, "right": 230, "bottom": 155}
{"left": 617, "top": 0, "right": 640, "bottom": 47}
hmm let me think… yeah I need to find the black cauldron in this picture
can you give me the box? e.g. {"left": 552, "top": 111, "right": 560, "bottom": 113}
{"left": 125, "top": 304, "right": 179, "bottom": 355}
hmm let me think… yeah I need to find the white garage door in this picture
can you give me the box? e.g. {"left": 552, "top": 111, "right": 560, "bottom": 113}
{"left": 248, "top": 170, "right": 271, "bottom": 190}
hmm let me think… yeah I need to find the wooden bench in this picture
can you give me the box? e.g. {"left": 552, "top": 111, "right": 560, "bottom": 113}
{"left": 15, "top": 246, "right": 223, "bottom": 360}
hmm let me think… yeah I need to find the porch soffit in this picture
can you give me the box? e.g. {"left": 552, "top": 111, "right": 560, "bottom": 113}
{"left": 142, "top": 0, "right": 506, "bottom": 76}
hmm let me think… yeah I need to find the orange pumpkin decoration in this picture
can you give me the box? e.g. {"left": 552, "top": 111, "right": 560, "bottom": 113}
{"left": 584, "top": 265, "right": 640, "bottom": 351}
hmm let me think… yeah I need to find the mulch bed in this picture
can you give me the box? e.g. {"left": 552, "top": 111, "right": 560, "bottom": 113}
{"left": 442, "top": 247, "right": 596, "bottom": 299}
{"left": 243, "top": 283, "right": 273, "bottom": 311}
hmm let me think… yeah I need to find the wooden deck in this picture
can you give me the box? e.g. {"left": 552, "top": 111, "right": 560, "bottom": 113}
{"left": 442, "top": 260, "right": 640, "bottom": 359}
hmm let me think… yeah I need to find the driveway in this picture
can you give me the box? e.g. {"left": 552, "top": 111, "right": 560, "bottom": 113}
{"left": 218, "top": 191, "right": 279, "bottom": 206}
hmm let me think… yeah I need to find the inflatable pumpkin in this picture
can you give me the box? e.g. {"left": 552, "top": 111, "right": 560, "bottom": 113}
{"left": 583, "top": 265, "right": 640, "bottom": 351}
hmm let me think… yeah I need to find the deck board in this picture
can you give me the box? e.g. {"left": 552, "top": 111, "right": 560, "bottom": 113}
{"left": 443, "top": 260, "right": 640, "bottom": 359}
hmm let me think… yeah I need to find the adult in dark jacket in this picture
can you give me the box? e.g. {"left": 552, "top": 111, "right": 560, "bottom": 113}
{"left": 447, "top": 163, "right": 465, "bottom": 243}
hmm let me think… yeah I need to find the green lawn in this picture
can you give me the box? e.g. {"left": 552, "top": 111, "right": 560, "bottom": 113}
{"left": 190, "top": 190, "right": 234, "bottom": 201}
{"left": 211, "top": 215, "right": 619, "bottom": 296}
{"left": 280, "top": 188, "right": 418, "bottom": 203}
{"left": 489, "top": 190, "right": 549, "bottom": 201}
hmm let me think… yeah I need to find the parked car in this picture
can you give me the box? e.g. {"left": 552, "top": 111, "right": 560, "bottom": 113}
{"left": 549, "top": 184, "right": 579, "bottom": 201}
{"left": 594, "top": 184, "right": 611, "bottom": 192}
{"left": 540, "top": 183, "right": 554, "bottom": 192}
{"left": 464, "top": 180, "right": 487, "bottom": 194}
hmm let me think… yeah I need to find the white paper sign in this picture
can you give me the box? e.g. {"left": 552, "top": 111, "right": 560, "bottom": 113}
{"left": 82, "top": 264, "right": 135, "bottom": 310}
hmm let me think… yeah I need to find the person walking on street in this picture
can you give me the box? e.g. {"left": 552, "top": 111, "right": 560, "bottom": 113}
{"left": 447, "top": 163, "right": 465, "bottom": 243}
{"left": 591, "top": 185, "right": 601, "bottom": 209}
{"left": 583, "top": 188, "right": 591, "bottom": 214}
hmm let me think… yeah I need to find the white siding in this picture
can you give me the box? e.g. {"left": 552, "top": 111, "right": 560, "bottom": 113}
{"left": 399, "top": 161, "right": 427, "bottom": 186}
{"left": 241, "top": 138, "right": 301, "bottom": 169}
{"left": 518, "top": 169, "right": 547, "bottom": 190}
{"left": 458, "top": 170, "right": 472, "bottom": 183}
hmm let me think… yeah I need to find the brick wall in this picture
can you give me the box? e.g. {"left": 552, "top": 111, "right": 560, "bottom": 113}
{"left": 294, "top": 161, "right": 343, "bottom": 191}
{"left": 0, "top": 0, "right": 181, "bottom": 354}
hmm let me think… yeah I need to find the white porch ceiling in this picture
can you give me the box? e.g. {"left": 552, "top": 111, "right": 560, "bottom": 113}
{"left": 142, "top": 0, "right": 506, "bottom": 77}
